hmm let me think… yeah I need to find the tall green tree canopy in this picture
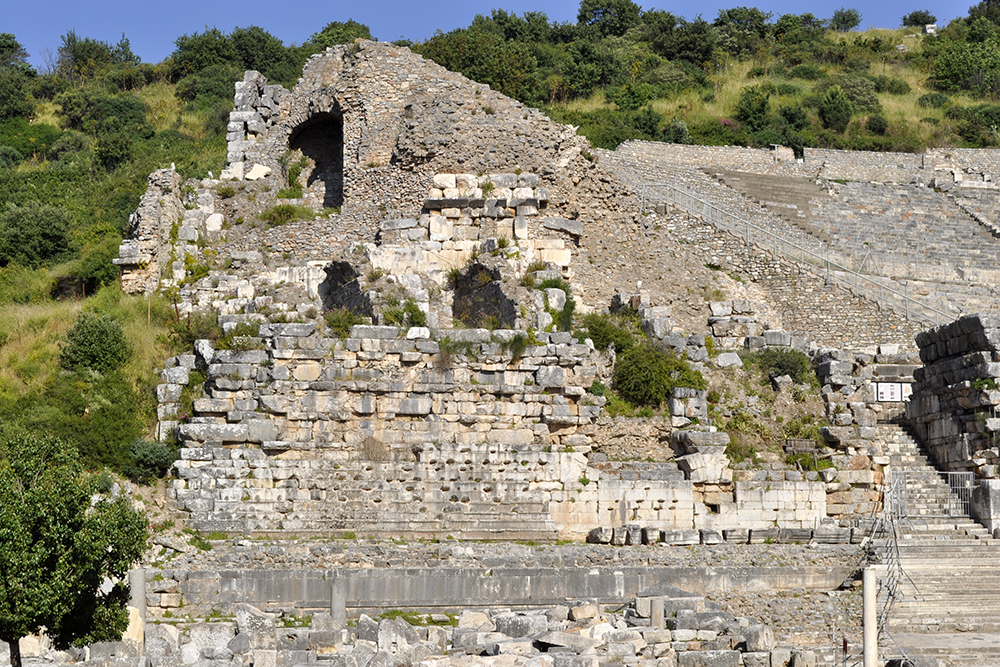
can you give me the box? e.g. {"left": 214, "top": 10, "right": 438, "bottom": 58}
{"left": 416, "top": 25, "right": 538, "bottom": 101}
{"left": 0, "top": 429, "right": 148, "bottom": 667}
{"left": 830, "top": 8, "right": 862, "bottom": 31}
{"left": 577, "top": 0, "right": 643, "bottom": 37}
{"left": 307, "top": 20, "right": 373, "bottom": 48}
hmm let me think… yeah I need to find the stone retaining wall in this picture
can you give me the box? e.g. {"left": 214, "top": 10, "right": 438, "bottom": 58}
{"left": 907, "top": 313, "right": 1000, "bottom": 475}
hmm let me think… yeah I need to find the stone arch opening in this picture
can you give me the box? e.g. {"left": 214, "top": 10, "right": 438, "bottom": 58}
{"left": 289, "top": 111, "right": 344, "bottom": 209}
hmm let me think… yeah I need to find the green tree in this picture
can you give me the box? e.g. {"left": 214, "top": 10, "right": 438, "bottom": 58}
{"left": 416, "top": 25, "right": 538, "bottom": 102}
{"left": 57, "top": 30, "right": 115, "bottom": 80}
{"left": 647, "top": 13, "right": 719, "bottom": 65}
{"left": 969, "top": 0, "right": 1000, "bottom": 27}
{"left": 577, "top": 0, "right": 642, "bottom": 37}
{"left": 0, "top": 34, "right": 33, "bottom": 74}
{"left": 0, "top": 429, "right": 148, "bottom": 667}
{"left": 0, "top": 203, "right": 72, "bottom": 269}
{"left": 59, "top": 311, "right": 132, "bottom": 373}
{"left": 735, "top": 85, "right": 771, "bottom": 131}
{"left": 0, "top": 34, "right": 35, "bottom": 121}
{"left": 830, "top": 8, "right": 862, "bottom": 31}
{"left": 230, "top": 26, "right": 288, "bottom": 75}
{"left": 901, "top": 10, "right": 937, "bottom": 26}
{"left": 307, "top": 20, "right": 374, "bottom": 48}
{"left": 714, "top": 6, "right": 773, "bottom": 56}
{"left": 819, "top": 85, "right": 853, "bottom": 132}
{"left": 171, "top": 27, "right": 239, "bottom": 77}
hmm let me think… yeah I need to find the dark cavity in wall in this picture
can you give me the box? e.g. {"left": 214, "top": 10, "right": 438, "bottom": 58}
{"left": 453, "top": 262, "right": 517, "bottom": 328}
{"left": 319, "top": 261, "right": 373, "bottom": 317}
{"left": 289, "top": 111, "right": 344, "bottom": 209}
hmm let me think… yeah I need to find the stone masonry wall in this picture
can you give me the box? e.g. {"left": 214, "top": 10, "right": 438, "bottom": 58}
{"left": 113, "top": 169, "right": 182, "bottom": 293}
{"left": 165, "top": 321, "right": 705, "bottom": 540}
{"left": 908, "top": 313, "right": 1000, "bottom": 475}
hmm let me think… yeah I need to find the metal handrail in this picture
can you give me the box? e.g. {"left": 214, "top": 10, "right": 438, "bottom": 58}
{"left": 640, "top": 182, "right": 955, "bottom": 328}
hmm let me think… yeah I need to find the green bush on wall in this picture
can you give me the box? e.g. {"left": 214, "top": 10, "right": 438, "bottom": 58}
{"left": 613, "top": 342, "right": 706, "bottom": 408}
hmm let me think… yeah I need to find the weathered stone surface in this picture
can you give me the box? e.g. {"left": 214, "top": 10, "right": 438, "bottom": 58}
{"left": 236, "top": 604, "right": 276, "bottom": 649}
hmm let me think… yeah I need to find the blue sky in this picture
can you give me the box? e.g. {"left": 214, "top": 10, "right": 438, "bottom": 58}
{"left": 6, "top": 0, "right": 968, "bottom": 69}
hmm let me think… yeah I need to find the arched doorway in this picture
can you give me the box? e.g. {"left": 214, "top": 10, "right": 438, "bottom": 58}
{"left": 289, "top": 112, "right": 344, "bottom": 209}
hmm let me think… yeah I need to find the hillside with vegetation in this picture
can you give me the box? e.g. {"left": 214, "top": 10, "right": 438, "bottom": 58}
{"left": 0, "top": 2, "right": 998, "bottom": 478}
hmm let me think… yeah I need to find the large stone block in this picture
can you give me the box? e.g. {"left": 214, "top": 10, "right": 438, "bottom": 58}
{"left": 543, "top": 217, "right": 584, "bottom": 237}
{"left": 236, "top": 604, "right": 276, "bottom": 649}
{"left": 536, "top": 366, "right": 567, "bottom": 387}
{"left": 494, "top": 614, "right": 549, "bottom": 638}
{"left": 178, "top": 423, "right": 249, "bottom": 443}
{"left": 350, "top": 325, "right": 400, "bottom": 340}
{"left": 676, "top": 650, "right": 740, "bottom": 667}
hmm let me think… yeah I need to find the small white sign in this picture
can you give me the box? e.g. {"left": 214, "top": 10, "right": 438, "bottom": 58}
{"left": 877, "top": 382, "right": 902, "bottom": 402}
{"left": 901, "top": 384, "right": 913, "bottom": 401}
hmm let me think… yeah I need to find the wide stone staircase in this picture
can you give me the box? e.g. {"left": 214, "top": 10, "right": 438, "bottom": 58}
{"left": 875, "top": 424, "right": 1000, "bottom": 665}
{"left": 705, "top": 169, "right": 833, "bottom": 243}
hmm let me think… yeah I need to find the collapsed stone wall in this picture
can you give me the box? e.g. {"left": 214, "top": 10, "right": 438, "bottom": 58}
{"left": 926, "top": 147, "right": 1000, "bottom": 184}
{"left": 165, "top": 321, "right": 716, "bottom": 540}
{"left": 113, "top": 169, "right": 183, "bottom": 293}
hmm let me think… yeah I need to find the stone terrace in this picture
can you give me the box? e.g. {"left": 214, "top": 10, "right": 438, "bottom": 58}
{"left": 812, "top": 181, "right": 1000, "bottom": 282}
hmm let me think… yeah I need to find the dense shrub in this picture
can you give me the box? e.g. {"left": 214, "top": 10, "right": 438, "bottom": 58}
{"left": 579, "top": 311, "right": 640, "bottom": 353}
{"left": 0, "top": 144, "right": 21, "bottom": 168}
{"left": 779, "top": 105, "right": 810, "bottom": 130}
{"left": 917, "top": 92, "right": 950, "bottom": 108}
{"left": 819, "top": 86, "right": 852, "bottom": 132}
{"left": 866, "top": 114, "right": 889, "bottom": 134}
{"left": 126, "top": 439, "right": 176, "bottom": 484}
{"left": 0, "top": 118, "right": 61, "bottom": 158}
{"left": 0, "top": 67, "right": 35, "bottom": 121}
{"left": 20, "top": 368, "right": 142, "bottom": 470}
{"left": 307, "top": 20, "right": 374, "bottom": 49}
{"left": 176, "top": 63, "right": 243, "bottom": 108}
{"left": 868, "top": 75, "right": 910, "bottom": 95}
{"left": 735, "top": 85, "right": 771, "bottom": 132}
{"left": 822, "top": 75, "right": 880, "bottom": 113}
{"left": 94, "top": 132, "right": 133, "bottom": 170}
{"left": 613, "top": 342, "right": 706, "bottom": 407}
{"left": 743, "top": 347, "right": 815, "bottom": 384}
{"left": 47, "top": 130, "right": 90, "bottom": 162}
{"left": 788, "top": 64, "right": 824, "bottom": 80}
{"left": 0, "top": 202, "right": 73, "bottom": 269}
{"left": 59, "top": 311, "right": 132, "bottom": 373}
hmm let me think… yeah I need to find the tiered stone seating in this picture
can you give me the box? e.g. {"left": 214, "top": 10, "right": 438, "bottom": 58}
{"left": 812, "top": 182, "right": 1000, "bottom": 279}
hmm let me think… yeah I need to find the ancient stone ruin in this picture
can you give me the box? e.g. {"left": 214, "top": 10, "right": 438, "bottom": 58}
{"left": 81, "top": 38, "right": 1000, "bottom": 667}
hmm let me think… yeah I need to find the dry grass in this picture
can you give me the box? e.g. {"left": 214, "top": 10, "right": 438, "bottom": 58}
{"left": 32, "top": 101, "right": 63, "bottom": 128}
{"left": 0, "top": 300, "right": 81, "bottom": 399}
{"left": 137, "top": 82, "right": 183, "bottom": 133}
{"left": 0, "top": 287, "right": 179, "bottom": 403}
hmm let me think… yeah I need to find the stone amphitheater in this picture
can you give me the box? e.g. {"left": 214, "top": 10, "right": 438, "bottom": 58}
{"left": 15, "top": 39, "right": 1000, "bottom": 667}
